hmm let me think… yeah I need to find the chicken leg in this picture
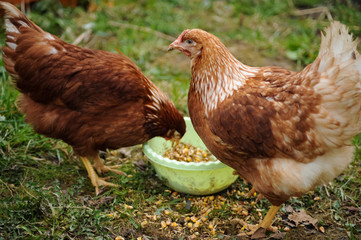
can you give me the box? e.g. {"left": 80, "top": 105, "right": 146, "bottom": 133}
{"left": 247, "top": 187, "right": 264, "bottom": 200}
{"left": 247, "top": 187, "right": 257, "bottom": 197}
{"left": 92, "top": 154, "right": 126, "bottom": 175}
{"left": 80, "top": 156, "right": 120, "bottom": 195}
{"left": 258, "top": 205, "right": 282, "bottom": 229}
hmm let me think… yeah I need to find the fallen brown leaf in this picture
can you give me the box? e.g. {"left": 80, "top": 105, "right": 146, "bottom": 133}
{"left": 269, "top": 231, "right": 286, "bottom": 239}
{"left": 251, "top": 227, "right": 266, "bottom": 239}
{"left": 288, "top": 209, "right": 318, "bottom": 228}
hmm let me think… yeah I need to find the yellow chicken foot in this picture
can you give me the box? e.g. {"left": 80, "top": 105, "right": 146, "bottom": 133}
{"left": 80, "top": 157, "right": 120, "bottom": 195}
{"left": 258, "top": 205, "right": 282, "bottom": 229}
{"left": 92, "top": 155, "right": 126, "bottom": 176}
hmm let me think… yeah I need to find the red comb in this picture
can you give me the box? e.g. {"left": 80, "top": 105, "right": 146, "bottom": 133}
{"left": 176, "top": 29, "right": 190, "bottom": 42}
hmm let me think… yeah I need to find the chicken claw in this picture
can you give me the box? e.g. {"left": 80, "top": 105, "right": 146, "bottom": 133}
{"left": 93, "top": 155, "right": 126, "bottom": 176}
{"left": 80, "top": 157, "right": 121, "bottom": 195}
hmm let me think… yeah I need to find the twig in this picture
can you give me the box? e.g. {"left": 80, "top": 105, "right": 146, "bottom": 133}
{"left": 24, "top": 139, "right": 32, "bottom": 154}
{"left": 108, "top": 21, "right": 175, "bottom": 41}
{"left": 0, "top": 178, "right": 14, "bottom": 197}
{"left": 323, "top": 184, "right": 330, "bottom": 197}
{"left": 20, "top": 169, "right": 38, "bottom": 199}
{"left": 292, "top": 6, "right": 333, "bottom": 21}
{"left": 72, "top": 29, "right": 93, "bottom": 45}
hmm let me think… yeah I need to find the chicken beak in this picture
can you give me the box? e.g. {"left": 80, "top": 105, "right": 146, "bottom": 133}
{"left": 171, "top": 138, "right": 181, "bottom": 148}
{"left": 168, "top": 42, "right": 177, "bottom": 51}
{"left": 168, "top": 29, "right": 190, "bottom": 52}
{"left": 168, "top": 36, "right": 183, "bottom": 51}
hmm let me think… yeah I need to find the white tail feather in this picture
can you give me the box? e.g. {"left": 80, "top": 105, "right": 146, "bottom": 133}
{"left": 0, "top": 2, "right": 22, "bottom": 18}
{"left": 311, "top": 21, "right": 361, "bottom": 147}
{"left": 318, "top": 21, "right": 360, "bottom": 73}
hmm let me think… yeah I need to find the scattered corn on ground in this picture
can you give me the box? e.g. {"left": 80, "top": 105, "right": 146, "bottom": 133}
{"left": 109, "top": 188, "right": 268, "bottom": 239}
{"left": 94, "top": 147, "right": 359, "bottom": 239}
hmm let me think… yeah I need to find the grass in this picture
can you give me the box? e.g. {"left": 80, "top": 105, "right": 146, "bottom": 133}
{"left": 0, "top": 0, "right": 361, "bottom": 239}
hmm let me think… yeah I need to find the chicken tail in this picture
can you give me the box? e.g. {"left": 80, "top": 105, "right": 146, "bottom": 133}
{"left": 1, "top": 2, "right": 59, "bottom": 81}
{"left": 0, "top": 2, "right": 46, "bottom": 38}
{"left": 307, "top": 21, "right": 361, "bottom": 146}
{"left": 317, "top": 21, "right": 361, "bottom": 74}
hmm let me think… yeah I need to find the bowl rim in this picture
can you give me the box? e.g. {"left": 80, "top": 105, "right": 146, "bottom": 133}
{"left": 142, "top": 117, "right": 231, "bottom": 171}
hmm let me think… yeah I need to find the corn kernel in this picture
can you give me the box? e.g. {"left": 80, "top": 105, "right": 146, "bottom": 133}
{"left": 319, "top": 226, "right": 325, "bottom": 233}
{"left": 164, "top": 210, "right": 170, "bottom": 215}
{"left": 171, "top": 222, "right": 177, "bottom": 227}
{"left": 251, "top": 201, "right": 255, "bottom": 206}
{"left": 314, "top": 196, "right": 320, "bottom": 201}
{"left": 194, "top": 221, "right": 201, "bottom": 228}
{"left": 190, "top": 216, "right": 197, "bottom": 222}
{"left": 209, "top": 224, "right": 214, "bottom": 229}
{"left": 115, "top": 237, "right": 125, "bottom": 240}
{"left": 211, "top": 230, "right": 216, "bottom": 235}
{"left": 185, "top": 217, "right": 190, "bottom": 222}
{"left": 127, "top": 174, "right": 133, "bottom": 178}
{"left": 284, "top": 226, "right": 290, "bottom": 232}
{"left": 241, "top": 210, "right": 248, "bottom": 216}
{"left": 187, "top": 222, "right": 193, "bottom": 228}
{"left": 209, "top": 196, "right": 215, "bottom": 201}
{"left": 141, "top": 220, "right": 148, "bottom": 228}
{"left": 253, "top": 192, "right": 257, "bottom": 197}
{"left": 161, "top": 221, "right": 167, "bottom": 229}
{"left": 137, "top": 237, "right": 142, "bottom": 240}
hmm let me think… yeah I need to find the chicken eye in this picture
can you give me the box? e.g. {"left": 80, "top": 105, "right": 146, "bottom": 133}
{"left": 186, "top": 39, "right": 194, "bottom": 44}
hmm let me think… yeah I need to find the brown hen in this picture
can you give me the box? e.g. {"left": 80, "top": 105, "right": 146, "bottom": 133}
{"left": 0, "top": 2, "right": 185, "bottom": 195}
{"left": 169, "top": 22, "right": 361, "bottom": 231}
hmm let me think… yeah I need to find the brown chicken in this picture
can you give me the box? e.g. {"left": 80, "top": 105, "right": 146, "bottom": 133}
{"left": 169, "top": 22, "right": 361, "bottom": 231}
{"left": 0, "top": 2, "right": 186, "bottom": 195}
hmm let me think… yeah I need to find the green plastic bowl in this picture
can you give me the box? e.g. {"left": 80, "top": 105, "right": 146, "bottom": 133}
{"left": 143, "top": 117, "right": 238, "bottom": 195}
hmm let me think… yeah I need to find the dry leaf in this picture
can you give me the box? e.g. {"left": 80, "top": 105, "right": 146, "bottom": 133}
{"left": 288, "top": 209, "right": 318, "bottom": 228}
{"left": 117, "top": 147, "right": 133, "bottom": 158}
{"left": 284, "top": 204, "right": 294, "bottom": 213}
{"left": 134, "top": 158, "right": 147, "bottom": 172}
{"left": 251, "top": 227, "right": 267, "bottom": 239}
{"left": 269, "top": 231, "right": 286, "bottom": 239}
